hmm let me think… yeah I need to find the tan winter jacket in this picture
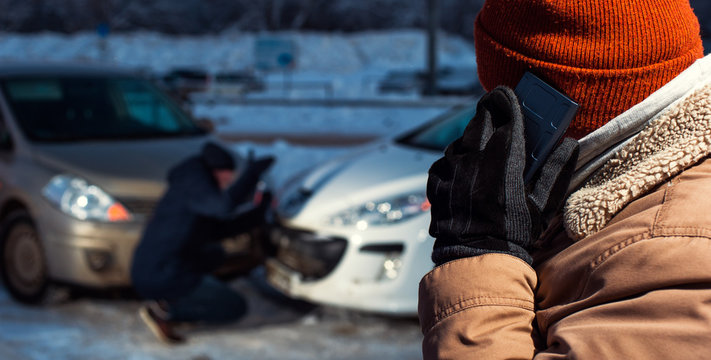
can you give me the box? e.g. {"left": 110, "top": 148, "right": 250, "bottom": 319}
{"left": 418, "top": 55, "right": 711, "bottom": 359}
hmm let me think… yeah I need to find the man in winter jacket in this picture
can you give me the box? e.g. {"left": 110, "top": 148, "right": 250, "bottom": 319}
{"left": 419, "top": 0, "right": 711, "bottom": 358}
{"left": 131, "top": 141, "right": 274, "bottom": 344}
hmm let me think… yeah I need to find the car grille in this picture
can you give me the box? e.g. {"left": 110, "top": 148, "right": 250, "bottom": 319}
{"left": 119, "top": 198, "right": 158, "bottom": 217}
{"left": 270, "top": 227, "right": 347, "bottom": 281}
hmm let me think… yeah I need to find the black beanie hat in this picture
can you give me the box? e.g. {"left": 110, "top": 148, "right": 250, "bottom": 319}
{"left": 201, "top": 142, "right": 235, "bottom": 170}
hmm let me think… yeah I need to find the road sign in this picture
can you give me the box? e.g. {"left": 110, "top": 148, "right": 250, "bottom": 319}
{"left": 96, "top": 23, "right": 110, "bottom": 38}
{"left": 255, "top": 37, "right": 297, "bottom": 71}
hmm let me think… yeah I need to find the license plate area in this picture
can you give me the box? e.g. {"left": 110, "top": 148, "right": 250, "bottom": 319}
{"left": 265, "top": 258, "right": 301, "bottom": 295}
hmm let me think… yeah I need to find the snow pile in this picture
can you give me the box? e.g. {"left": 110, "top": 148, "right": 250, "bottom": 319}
{"left": 194, "top": 105, "right": 445, "bottom": 138}
{"left": 0, "top": 29, "right": 475, "bottom": 75}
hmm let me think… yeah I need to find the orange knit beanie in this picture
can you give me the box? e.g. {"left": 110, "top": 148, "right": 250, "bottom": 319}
{"left": 475, "top": 0, "right": 704, "bottom": 139}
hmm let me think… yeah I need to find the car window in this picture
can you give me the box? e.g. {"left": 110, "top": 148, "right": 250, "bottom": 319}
{"left": 115, "top": 79, "right": 182, "bottom": 132}
{"left": 397, "top": 105, "right": 476, "bottom": 151}
{"left": 1, "top": 76, "right": 203, "bottom": 142}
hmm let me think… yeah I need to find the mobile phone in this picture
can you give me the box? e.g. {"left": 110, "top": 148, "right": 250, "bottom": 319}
{"left": 514, "top": 72, "right": 579, "bottom": 183}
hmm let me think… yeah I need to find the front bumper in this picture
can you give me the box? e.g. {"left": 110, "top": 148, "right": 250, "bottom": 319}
{"left": 37, "top": 204, "right": 145, "bottom": 288}
{"left": 38, "top": 201, "right": 266, "bottom": 288}
{"left": 265, "top": 216, "right": 434, "bottom": 316}
{"left": 270, "top": 227, "right": 348, "bottom": 280}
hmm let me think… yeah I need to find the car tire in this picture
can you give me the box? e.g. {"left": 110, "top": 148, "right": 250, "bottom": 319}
{"left": 0, "top": 210, "right": 50, "bottom": 304}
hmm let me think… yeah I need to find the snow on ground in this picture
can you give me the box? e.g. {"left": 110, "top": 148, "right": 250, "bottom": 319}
{"left": 0, "top": 272, "right": 423, "bottom": 360}
{"left": 0, "top": 30, "right": 475, "bottom": 359}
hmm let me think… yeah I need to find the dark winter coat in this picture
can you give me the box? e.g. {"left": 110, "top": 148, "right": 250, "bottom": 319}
{"left": 130, "top": 155, "right": 264, "bottom": 300}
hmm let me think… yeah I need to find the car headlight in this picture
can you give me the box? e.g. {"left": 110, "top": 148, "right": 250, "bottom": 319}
{"left": 42, "top": 175, "right": 133, "bottom": 222}
{"left": 328, "top": 192, "right": 430, "bottom": 229}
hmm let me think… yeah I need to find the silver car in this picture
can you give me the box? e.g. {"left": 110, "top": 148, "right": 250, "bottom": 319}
{"left": 266, "top": 104, "right": 476, "bottom": 315}
{"left": 0, "top": 63, "right": 215, "bottom": 304}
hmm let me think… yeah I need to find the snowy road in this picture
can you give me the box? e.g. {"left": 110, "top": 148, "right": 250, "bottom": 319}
{"left": 0, "top": 268, "right": 423, "bottom": 360}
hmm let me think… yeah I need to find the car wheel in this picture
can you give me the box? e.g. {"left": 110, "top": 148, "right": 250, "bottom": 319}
{"left": 0, "top": 210, "right": 49, "bottom": 304}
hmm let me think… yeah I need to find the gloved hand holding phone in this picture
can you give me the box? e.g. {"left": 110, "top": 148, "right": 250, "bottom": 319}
{"left": 427, "top": 86, "right": 579, "bottom": 266}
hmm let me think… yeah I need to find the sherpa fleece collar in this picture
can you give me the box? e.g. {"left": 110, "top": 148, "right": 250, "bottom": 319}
{"left": 564, "top": 55, "right": 711, "bottom": 240}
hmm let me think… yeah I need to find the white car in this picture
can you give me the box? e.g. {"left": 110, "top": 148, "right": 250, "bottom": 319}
{"left": 265, "top": 104, "right": 477, "bottom": 316}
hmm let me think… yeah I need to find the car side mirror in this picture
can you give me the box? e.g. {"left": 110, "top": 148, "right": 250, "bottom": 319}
{"left": 193, "top": 117, "right": 215, "bottom": 133}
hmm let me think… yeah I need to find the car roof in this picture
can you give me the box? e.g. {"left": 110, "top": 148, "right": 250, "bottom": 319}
{"left": 0, "top": 62, "right": 143, "bottom": 78}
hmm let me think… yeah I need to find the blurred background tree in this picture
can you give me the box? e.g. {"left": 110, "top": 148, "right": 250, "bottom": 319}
{"left": 0, "top": 0, "right": 707, "bottom": 49}
{"left": 0, "top": 0, "right": 485, "bottom": 37}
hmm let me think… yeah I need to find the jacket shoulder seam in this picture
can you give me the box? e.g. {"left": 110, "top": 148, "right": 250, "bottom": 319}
{"left": 575, "top": 232, "right": 653, "bottom": 301}
{"left": 590, "top": 232, "right": 652, "bottom": 270}
{"left": 581, "top": 233, "right": 711, "bottom": 299}
{"left": 650, "top": 182, "right": 670, "bottom": 236}
{"left": 589, "top": 232, "right": 711, "bottom": 273}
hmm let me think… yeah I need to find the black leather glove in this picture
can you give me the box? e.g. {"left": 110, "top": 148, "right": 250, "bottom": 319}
{"left": 427, "top": 87, "right": 579, "bottom": 266}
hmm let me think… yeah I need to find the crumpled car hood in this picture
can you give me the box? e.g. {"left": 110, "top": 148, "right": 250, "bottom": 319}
{"left": 277, "top": 142, "right": 439, "bottom": 222}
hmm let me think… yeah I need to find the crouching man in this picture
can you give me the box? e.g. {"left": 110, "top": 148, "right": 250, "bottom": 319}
{"left": 131, "top": 141, "right": 274, "bottom": 344}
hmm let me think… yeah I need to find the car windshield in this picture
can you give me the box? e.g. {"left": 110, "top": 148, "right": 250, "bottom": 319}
{"left": 1, "top": 76, "right": 204, "bottom": 142}
{"left": 397, "top": 105, "right": 476, "bottom": 151}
